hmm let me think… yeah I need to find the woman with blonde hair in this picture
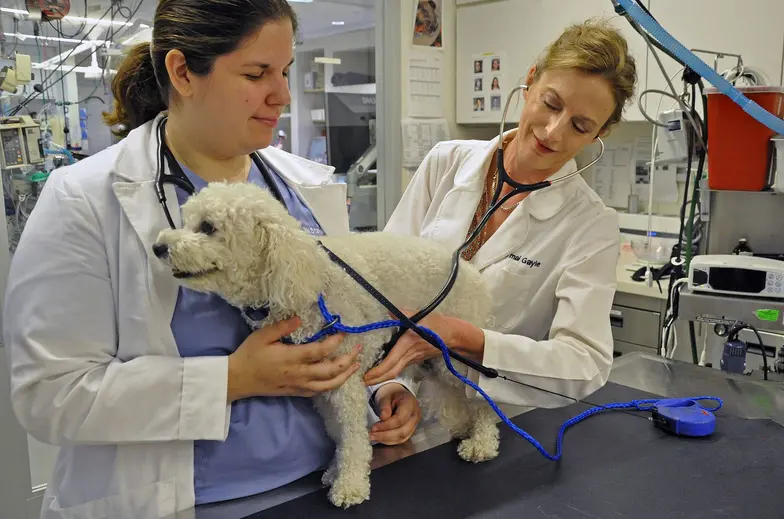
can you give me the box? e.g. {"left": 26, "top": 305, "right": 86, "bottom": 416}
{"left": 366, "top": 19, "right": 638, "bottom": 408}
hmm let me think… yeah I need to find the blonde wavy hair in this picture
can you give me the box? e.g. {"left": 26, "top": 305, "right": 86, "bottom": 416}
{"left": 532, "top": 18, "right": 638, "bottom": 129}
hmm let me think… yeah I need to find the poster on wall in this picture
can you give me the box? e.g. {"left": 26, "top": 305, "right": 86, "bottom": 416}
{"left": 408, "top": 47, "right": 445, "bottom": 118}
{"left": 413, "top": 0, "right": 443, "bottom": 48}
{"left": 470, "top": 52, "right": 506, "bottom": 119}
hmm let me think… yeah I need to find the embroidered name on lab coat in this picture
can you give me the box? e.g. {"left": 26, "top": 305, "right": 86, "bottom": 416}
{"left": 508, "top": 254, "right": 541, "bottom": 268}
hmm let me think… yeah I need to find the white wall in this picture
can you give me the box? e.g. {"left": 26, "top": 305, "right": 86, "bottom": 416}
{"left": 399, "top": 0, "right": 496, "bottom": 188}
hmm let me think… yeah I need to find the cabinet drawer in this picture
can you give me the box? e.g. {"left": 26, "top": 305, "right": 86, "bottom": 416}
{"left": 610, "top": 305, "right": 661, "bottom": 349}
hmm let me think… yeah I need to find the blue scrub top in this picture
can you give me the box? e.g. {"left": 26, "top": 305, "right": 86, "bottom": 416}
{"left": 170, "top": 158, "right": 334, "bottom": 505}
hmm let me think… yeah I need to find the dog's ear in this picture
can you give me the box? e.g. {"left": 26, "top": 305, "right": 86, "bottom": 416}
{"left": 254, "top": 218, "right": 326, "bottom": 311}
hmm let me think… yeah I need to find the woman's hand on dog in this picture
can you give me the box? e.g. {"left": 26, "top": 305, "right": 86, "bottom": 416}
{"left": 227, "top": 317, "right": 362, "bottom": 402}
{"left": 363, "top": 312, "right": 485, "bottom": 385}
{"left": 370, "top": 383, "right": 422, "bottom": 445}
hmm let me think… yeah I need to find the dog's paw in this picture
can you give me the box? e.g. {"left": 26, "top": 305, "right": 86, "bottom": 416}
{"left": 327, "top": 475, "right": 370, "bottom": 508}
{"left": 321, "top": 463, "right": 337, "bottom": 486}
{"left": 457, "top": 436, "right": 499, "bottom": 463}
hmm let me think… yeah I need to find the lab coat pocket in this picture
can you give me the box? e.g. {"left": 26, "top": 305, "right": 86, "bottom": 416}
{"left": 48, "top": 479, "right": 177, "bottom": 519}
{"left": 485, "top": 263, "right": 534, "bottom": 331}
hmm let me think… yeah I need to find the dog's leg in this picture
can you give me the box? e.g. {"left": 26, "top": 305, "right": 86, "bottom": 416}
{"left": 457, "top": 401, "right": 499, "bottom": 463}
{"left": 313, "top": 398, "right": 341, "bottom": 487}
{"left": 320, "top": 374, "right": 373, "bottom": 508}
{"left": 419, "top": 374, "right": 474, "bottom": 440}
{"left": 430, "top": 362, "right": 499, "bottom": 463}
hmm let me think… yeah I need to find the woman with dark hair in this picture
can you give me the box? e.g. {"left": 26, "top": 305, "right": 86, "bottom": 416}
{"left": 4, "top": 1, "right": 420, "bottom": 517}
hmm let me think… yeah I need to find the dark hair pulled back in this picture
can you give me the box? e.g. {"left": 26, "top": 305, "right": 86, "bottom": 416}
{"left": 103, "top": 0, "right": 298, "bottom": 136}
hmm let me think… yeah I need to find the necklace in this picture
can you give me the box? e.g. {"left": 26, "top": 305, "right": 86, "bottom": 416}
{"left": 489, "top": 163, "right": 522, "bottom": 212}
{"left": 461, "top": 135, "right": 518, "bottom": 261}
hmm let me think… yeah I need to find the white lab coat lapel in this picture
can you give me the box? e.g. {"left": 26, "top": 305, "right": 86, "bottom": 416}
{"left": 111, "top": 114, "right": 182, "bottom": 347}
{"left": 426, "top": 147, "right": 489, "bottom": 250}
{"left": 294, "top": 184, "right": 349, "bottom": 236}
{"left": 427, "top": 130, "right": 532, "bottom": 269}
{"left": 428, "top": 129, "right": 580, "bottom": 272}
{"left": 260, "top": 147, "right": 350, "bottom": 236}
{"left": 471, "top": 207, "right": 531, "bottom": 271}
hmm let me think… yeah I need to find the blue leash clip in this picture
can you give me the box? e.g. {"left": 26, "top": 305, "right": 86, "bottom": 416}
{"left": 649, "top": 398, "right": 718, "bottom": 437}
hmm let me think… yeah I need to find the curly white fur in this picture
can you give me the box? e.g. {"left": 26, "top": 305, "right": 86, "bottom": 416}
{"left": 154, "top": 182, "right": 500, "bottom": 508}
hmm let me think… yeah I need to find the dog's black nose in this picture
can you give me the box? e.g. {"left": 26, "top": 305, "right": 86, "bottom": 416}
{"left": 152, "top": 243, "right": 169, "bottom": 259}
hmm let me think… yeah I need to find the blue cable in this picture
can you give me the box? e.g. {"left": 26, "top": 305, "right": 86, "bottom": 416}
{"left": 616, "top": 0, "right": 784, "bottom": 135}
{"left": 297, "top": 295, "right": 724, "bottom": 460}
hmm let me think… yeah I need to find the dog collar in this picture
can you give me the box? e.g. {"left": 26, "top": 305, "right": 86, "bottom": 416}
{"left": 240, "top": 305, "right": 270, "bottom": 331}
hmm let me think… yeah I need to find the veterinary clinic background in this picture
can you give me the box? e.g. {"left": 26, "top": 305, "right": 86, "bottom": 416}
{"left": 2, "top": 0, "right": 784, "bottom": 518}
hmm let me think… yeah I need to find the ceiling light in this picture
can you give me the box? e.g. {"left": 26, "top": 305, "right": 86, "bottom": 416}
{"left": 314, "top": 57, "right": 341, "bottom": 65}
{"left": 63, "top": 15, "right": 131, "bottom": 27}
{"left": 0, "top": 7, "right": 131, "bottom": 26}
{"left": 287, "top": 0, "right": 314, "bottom": 3}
{"left": 6, "top": 32, "right": 109, "bottom": 45}
{"left": 332, "top": 21, "right": 345, "bottom": 25}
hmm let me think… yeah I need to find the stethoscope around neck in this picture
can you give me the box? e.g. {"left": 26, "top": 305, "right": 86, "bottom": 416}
{"left": 153, "top": 116, "right": 286, "bottom": 229}
{"left": 381, "top": 84, "right": 607, "bottom": 378}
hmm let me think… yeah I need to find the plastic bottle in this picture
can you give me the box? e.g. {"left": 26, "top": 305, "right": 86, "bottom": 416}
{"left": 732, "top": 238, "right": 754, "bottom": 256}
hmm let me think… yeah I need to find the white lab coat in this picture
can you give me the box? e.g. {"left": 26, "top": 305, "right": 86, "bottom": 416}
{"left": 2, "top": 113, "right": 396, "bottom": 519}
{"left": 385, "top": 130, "right": 620, "bottom": 408}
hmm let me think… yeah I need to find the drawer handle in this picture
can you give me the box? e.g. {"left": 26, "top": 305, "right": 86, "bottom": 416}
{"left": 610, "top": 309, "right": 623, "bottom": 328}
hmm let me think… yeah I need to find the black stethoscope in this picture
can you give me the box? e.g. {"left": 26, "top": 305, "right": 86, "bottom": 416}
{"left": 154, "top": 116, "right": 287, "bottom": 229}
{"left": 381, "top": 84, "right": 606, "bottom": 378}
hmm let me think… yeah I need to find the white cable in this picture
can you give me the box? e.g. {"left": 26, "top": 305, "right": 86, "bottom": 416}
{"left": 643, "top": 68, "right": 685, "bottom": 287}
{"left": 660, "top": 321, "right": 670, "bottom": 357}
{"left": 668, "top": 326, "right": 679, "bottom": 359}
{"left": 698, "top": 323, "right": 709, "bottom": 366}
{"left": 660, "top": 278, "right": 689, "bottom": 358}
{"left": 644, "top": 111, "right": 659, "bottom": 288}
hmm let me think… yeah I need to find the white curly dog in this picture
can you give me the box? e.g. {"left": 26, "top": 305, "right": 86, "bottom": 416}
{"left": 153, "top": 181, "right": 500, "bottom": 508}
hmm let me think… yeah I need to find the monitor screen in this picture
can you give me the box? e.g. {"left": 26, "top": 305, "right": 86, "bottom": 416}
{"left": 326, "top": 93, "right": 376, "bottom": 174}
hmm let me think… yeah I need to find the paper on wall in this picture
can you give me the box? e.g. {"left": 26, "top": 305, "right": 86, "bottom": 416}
{"left": 591, "top": 143, "right": 632, "bottom": 208}
{"left": 469, "top": 51, "right": 506, "bottom": 119}
{"left": 632, "top": 136, "right": 679, "bottom": 203}
{"left": 408, "top": 47, "right": 444, "bottom": 118}
{"left": 402, "top": 118, "right": 451, "bottom": 168}
{"left": 613, "top": 142, "right": 632, "bottom": 167}
{"left": 635, "top": 164, "right": 679, "bottom": 203}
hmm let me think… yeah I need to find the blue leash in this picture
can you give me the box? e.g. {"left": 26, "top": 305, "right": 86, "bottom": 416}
{"left": 300, "top": 295, "right": 723, "bottom": 460}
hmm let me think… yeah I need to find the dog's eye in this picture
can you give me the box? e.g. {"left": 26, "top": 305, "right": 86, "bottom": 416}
{"left": 199, "top": 221, "right": 216, "bottom": 235}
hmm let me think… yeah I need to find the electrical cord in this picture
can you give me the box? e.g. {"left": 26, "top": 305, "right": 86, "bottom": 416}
{"left": 38, "top": 4, "right": 115, "bottom": 86}
{"left": 8, "top": 1, "right": 134, "bottom": 116}
{"left": 47, "top": 0, "right": 88, "bottom": 39}
{"left": 638, "top": 89, "right": 685, "bottom": 128}
{"left": 635, "top": 24, "right": 706, "bottom": 154}
{"left": 727, "top": 323, "right": 769, "bottom": 381}
{"left": 613, "top": 1, "right": 686, "bottom": 71}
{"left": 661, "top": 278, "right": 688, "bottom": 358}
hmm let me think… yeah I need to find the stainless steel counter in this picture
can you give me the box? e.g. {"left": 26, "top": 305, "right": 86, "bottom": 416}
{"left": 152, "top": 353, "right": 784, "bottom": 519}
